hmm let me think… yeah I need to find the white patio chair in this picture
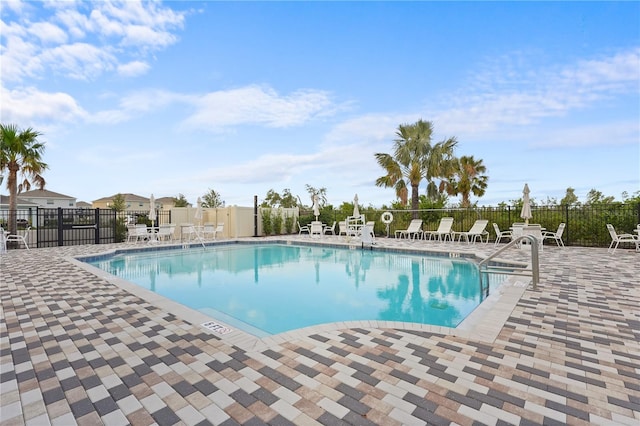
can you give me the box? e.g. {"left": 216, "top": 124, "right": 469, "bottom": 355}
{"left": 394, "top": 219, "right": 423, "bottom": 240}
{"left": 213, "top": 223, "right": 224, "bottom": 239}
{"left": 134, "top": 224, "right": 149, "bottom": 243}
{"left": 338, "top": 221, "right": 347, "bottom": 236}
{"left": 606, "top": 224, "right": 639, "bottom": 253}
{"left": 297, "top": 221, "right": 310, "bottom": 235}
{"left": 323, "top": 221, "right": 336, "bottom": 235}
{"left": 156, "top": 224, "right": 175, "bottom": 242}
{"left": 542, "top": 223, "right": 565, "bottom": 248}
{"left": 0, "top": 227, "right": 7, "bottom": 253}
{"left": 202, "top": 223, "right": 217, "bottom": 239}
{"left": 126, "top": 224, "right": 138, "bottom": 243}
{"left": 182, "top": 223, "right": 205, "bottom": 247}
{"left": 5, "top": 226, "right": 30, "bottom": 250}
{"left": 360, "top": 223, "right": 376, "bottom": 247}
{"left": 493, "top": 223, "right": 512, "bottom": 245}
{"left": 453, "top": 219, "right": 489, "bottom": 244}
{"left": 423, "top": 217, "right": 454, "bottom": 242}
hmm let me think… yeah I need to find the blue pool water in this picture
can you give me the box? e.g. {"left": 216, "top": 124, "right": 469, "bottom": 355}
{"left": 86, "top": 243, "right": 505, "bottom": 336}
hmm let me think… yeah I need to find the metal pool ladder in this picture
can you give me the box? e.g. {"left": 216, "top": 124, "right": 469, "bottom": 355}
{"left": 478, "top": 235, "right": 540, "bottom": 297}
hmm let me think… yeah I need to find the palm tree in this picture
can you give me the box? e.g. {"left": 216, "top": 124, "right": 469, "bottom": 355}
{"left": 0, "top": 124, "right": 48, "bottom": 235}
{"left": 441, "top": 155, "right": 488, "bottom": 207}
{"left": 375, "top": 120, "right": 457, "bottom": 218}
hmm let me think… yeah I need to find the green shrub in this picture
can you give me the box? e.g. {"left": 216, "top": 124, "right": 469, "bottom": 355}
{"left": 284, "top": 214, "right": 294, "bottom": 234}
{"left": 272, "top": 210, "right": 283, "bottom": 235}
{"left": 261, "top": 209, "right": 273, "bottom": 236}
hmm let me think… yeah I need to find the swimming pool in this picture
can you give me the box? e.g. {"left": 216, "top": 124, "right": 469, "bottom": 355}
{"left": 85, "top": 243, "right": 506, "bottom": 336}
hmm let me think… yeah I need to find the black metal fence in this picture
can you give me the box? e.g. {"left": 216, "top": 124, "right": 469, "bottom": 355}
{"left": 2, "top": 204, "right": 638, "bottom": 248}
{"left": 1, "top": 207, "right": 172, "bottom": 248}
{"left": 301, "top": 203, "right": 640, "bottom": 247}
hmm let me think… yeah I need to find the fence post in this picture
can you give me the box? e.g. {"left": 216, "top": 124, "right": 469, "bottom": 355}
{"left": 95, "top": 208, "right": 101, "bottom": 244}
{"left": 562, "top": 204, "right": 568, "bottom": 246}
{"left": 57, "top": 207, "right": 64, "bottom": 246}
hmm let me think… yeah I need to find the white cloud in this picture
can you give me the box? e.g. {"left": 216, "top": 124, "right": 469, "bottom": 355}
{"left": 40, "top": 42, "right": 117, "bottom": 80}
{"left": 182, "top": 85, "right": 341, "bottom": 130}
{"left": 531, "top": 120, "right": 639, "bottom": 148}
{"left": 117, "top": 60, "right": 150, "bottom": 77}
{"left": 0, "top": 0, "right": 185, "bottom": 84}
{"left": 0, "top": 85, "right": 87, "bottom": 123}
{"left": 0, "top": 0, "right": 26, "bottom": 15}
{"left": 28, "top": 21, "right": 68, "bottom": 44}
{"left": 432, "top": 47, "right": 640, "bottom": 140}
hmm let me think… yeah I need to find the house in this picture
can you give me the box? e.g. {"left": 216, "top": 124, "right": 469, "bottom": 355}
{"left": 92, "top": 193, "right": 177, "bottom": 212}
{"left": 0, "top": 195, "right": 38, "bottom": 227}
{"left": 15, "top": 189, "right": 76, "bottom": 208}
{"left": 93, "top": 193, "right": 150, "bottom": 212}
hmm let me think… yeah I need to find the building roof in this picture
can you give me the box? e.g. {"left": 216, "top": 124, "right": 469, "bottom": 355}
{"left": 92, "top": 193, "right": 149, "bottom": 203}
{"left": 18, "top": 189, "right": 75, "bottom": 199}
{"left": 0, "top": 195, "right": 39, "bottom": 207}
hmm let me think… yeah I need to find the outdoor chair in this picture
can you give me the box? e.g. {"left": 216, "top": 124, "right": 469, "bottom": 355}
{"left": 323, "top": 221, "right": 337, "bottom": 235}
{"left": 394, "top": 219, "right": 423, "bottom": 240}
{"left": 134, "top": 224, "right": 150, "bottom": 243}
{"left": 606, "top": 224, "right": 639, "bottom": 253}
{"left": 156, "top": 224, "right": 175, "bottom": 242}
{"left": 542, "top": 223, "right": 565, "bottom": 247}
{"left": 452, "top": 219, "right": 489, "bottom": 244}
{"left": 213, "top": 223, "right": 224, "bottom": 239}
{"left": 423, "top": 217, "right": 454, "bottom": 241}
{"left": 5, "top": 226, "right": 30, "bottom": 250}
{"left": 338, "top": 221, "right": 347, "bottom": 236}
{"left": 493, "top": 223, "right": 512, "bottom": 245}
{"left": 297, "top": 221, "right": 310, "bottom": 235}
{"left": 203, "top": 223, "right": 217, "bottom": 239}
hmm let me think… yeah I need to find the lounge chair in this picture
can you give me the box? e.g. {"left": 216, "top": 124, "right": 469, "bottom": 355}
{"left": 297, "top": 221, "right": 310, "bottom": 235}
{"left": 338, "top": 221, "right": 347, "bottom": 236}
{"left": 5, "top": 226, "right": 30, "bottom": 250}
{"left": 423, "top": 217, "right": 454, "bottom": 241}
{"left": 0, "top": 227, "right": 7, "bottom": 253}
{"left": 542, "top": 223, "right": 565, "bottom": 247}
{"left": 323, "top": 221, "right": 336, "bottom": 235}
{"left": 156, "top": 224, "right": 175, "bottom": 242}
{"left": 182, "top": 223, "right": 205, "bottom": 247}
{"left": 493, "top": 223, "right": 512, "bottom": 245}
{"left": 214, "top": 223, "right": 224, "bottom": 239}
{"left": 360, "top": 223, "right": 376, "bottom": 247}
{"left": 606, "top": 224, "right": 638, "bottom": 253}
{"left": 394, "top": 219, "right": 423, "bottom": 240}
{"left": 134, "top": 224, "right": 150, "bottom": 243}
{"left": 453, "top": 219, "right": 489, "bottom": 244}
{"left": 203, "top": 223, "right": 224, "bottom": 240}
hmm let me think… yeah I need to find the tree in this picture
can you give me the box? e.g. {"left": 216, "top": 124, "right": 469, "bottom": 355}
{"left": 621, "top": 190, "right": 640, "bottom": 204}
{"left": 0, "top": 124, "right": 48, "bottom": 235}
{"left": 261, "top": 188, "right": 299, "bottom": 208}
{"left": 173, "top": 194, "right": 189, "bottom": 207}
{"left": 441, "top": 155, "right": 487, "bottom": 208}
{"left": 375, "top": 119, "right": 457, "bottom": 218}
{"left": 110, "top": 194, "right": 126, "bottom": 211}
{"left": 202, "top": 188, "right": 224, "bottom": 208}
{"left": 560, "top": 187, "right": 579, "bottom": 206}
{"left": 305, "top": 184, "right": 327, "bottom": 207}
{"left": 585, "top": 189, "right": 615, "bottom": 205}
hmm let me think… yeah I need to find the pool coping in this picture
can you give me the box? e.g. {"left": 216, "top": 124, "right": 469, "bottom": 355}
{"left": 70, "top": 238, "right": 532, "bottom": 352}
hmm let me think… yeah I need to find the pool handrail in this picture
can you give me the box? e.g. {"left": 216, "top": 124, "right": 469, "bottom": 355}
{"left": 478, "top": 235, "right": 540, "bottom": 296}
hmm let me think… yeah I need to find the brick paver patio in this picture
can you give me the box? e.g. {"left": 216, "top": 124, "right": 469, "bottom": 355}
{"left": 1, "top": 236, "right": 638, "bottom": 425}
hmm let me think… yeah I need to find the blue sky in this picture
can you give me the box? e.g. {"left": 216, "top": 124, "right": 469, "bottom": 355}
{"left": 1, "top": 1, "right": 638, "bottom": 208}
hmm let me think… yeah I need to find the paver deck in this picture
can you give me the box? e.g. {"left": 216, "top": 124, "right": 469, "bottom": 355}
{"left": 1, "top": 236, "right": 638, "bottom": 425}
